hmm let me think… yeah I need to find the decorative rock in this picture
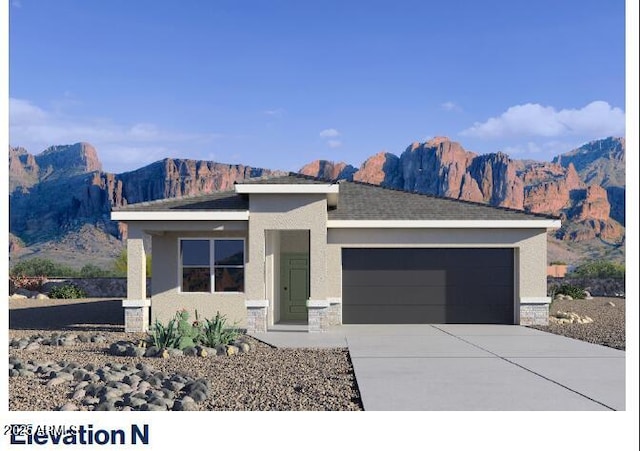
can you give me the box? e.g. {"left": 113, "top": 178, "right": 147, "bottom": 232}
{"left": 25, "top": 342, "right": 40, "bottom": 351}
{"left": 59, "top": 403, "right": 78, "bottom": 411}
{"left": 82, "top": 396, "right": 100, "bottom": 406}
{"left": 10, "top": 293, "right": 28, "bottom": 299}
{"left": 144, "top": 346, "right": 160, "bottom": 357}
{"left": 167, "top": 348, "right": 184, "bottom": 357}
{"left": 226, "top": 345, "right": 239, "bottom": 356}
{"left": 236, "top": 342, "right": 251, "bottom": 354}
{"left": 47, "top": 377, "right": 69, "bottom": 387}
{"left": 173, "top": 399, "right": 198, "bottom": 411}
{"left": 183, "top": 347, "right": 198, "bottom": 356}
{"left": 36, "top": 293, "right": 49, "bottom": 300}
{"left": 72, "top": 389, "right": 87, "bottom": 401}
{"left": 141, "top": 403, "right": 165, "bottom": 411}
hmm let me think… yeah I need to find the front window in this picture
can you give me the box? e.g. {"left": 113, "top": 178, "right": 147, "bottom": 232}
{"left": 180, "top": 239, "right": 244, "bottom": 293}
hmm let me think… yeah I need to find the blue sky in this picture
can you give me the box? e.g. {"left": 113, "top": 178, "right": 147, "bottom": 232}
{"left": 8, "top": 0, "right": 628, "bottom": 174}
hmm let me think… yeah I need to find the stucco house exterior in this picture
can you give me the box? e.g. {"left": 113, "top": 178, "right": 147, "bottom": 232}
{"left": 111, "top": 174, "right": 560, "bottom": 333}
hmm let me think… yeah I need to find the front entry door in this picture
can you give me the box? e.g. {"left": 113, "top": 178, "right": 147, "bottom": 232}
{"left": 280, "top": 253, "right": 309, "bottom": 322}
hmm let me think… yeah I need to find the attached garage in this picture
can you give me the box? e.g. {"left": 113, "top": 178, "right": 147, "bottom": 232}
{"left": 342, "top": 248, "right": 515, "bottom": 324}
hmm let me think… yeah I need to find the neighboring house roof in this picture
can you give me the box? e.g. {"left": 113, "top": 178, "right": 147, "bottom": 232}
{"left": 112, "top": 172, "right": 558, "bottom": 222}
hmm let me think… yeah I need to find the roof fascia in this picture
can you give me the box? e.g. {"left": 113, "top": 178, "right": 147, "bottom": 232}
{"left": 111, "top": 211, "right": 249, "bottom": 221}
{"left": 327, "top": 219, "right": 561, "bottom": 229}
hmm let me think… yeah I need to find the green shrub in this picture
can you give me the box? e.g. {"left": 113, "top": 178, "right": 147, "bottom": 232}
{"left": 149, "top": 317, "right": 180, "bottom": 349}
{"left": 113, "top": 250, "right": 152, "bottom": 277}
{"left": 147, "top": 310, "right": 240, "bottom": 351}
{"left": 555, "top": 284, "right": 586, "bottom": 299}
{"left": 79, "top": 264, "right": 113, "bottom": 278}
{"left": 200, "top": 312, "right": 240, "bottom": 348}
{"left": 570, "top": 261, "right": 625, "bottom": 279}
{"left": 48, "top": 283, "right": 87, "bottom": 299}
{"left": 10, "top": 258, "right": 77, "bottom": 277}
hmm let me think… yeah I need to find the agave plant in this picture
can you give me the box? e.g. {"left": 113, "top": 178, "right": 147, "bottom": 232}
{"left": 201, "top": 312, "right": 240, "bottom": 347}
{"left": 149, "top": 317, "right": 180, "bottom": 349}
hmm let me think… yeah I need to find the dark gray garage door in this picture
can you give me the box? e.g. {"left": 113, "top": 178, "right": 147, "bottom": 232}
{"left": 342, "top": 248, "right": 514, "bottom": 324}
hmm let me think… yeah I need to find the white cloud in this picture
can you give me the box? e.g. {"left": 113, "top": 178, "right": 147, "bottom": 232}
{"left": 264, "top": 108, "right": 285, "bottom": 117}
{"left": 461, "top": 101, "right": 625, "bottom": 139}
{"left": 319, "top": 128, "right": 340, "bottom": 138}
{"left": 9, "top": 97, "right": 220, "bottom": 173}
{"left": 441, "top": 101, "right": 462, "bottom": 112}
{"left": 327, "top": 140, "right": 342, "bottom": 148}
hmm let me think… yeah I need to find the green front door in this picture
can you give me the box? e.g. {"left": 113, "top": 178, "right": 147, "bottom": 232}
{"left": 280, "top": 253, "right": 309, "bottom": 322}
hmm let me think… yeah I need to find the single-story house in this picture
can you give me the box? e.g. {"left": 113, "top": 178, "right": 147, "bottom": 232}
{"left": 111, "top": 173, "right": 560, "bottom": 333}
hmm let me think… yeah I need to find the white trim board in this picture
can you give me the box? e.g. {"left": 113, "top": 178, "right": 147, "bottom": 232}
{"left": 111, "top": 211, "right": 249, "bottom": 221}
{"left": 327, "top": 219, "right": 561, "bottom": 229}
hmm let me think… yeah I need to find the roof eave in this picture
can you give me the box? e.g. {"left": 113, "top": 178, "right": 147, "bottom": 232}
{"left": 327, "top": 219, "right": 562, "bottom": 229}
{"left": 111, "top": 211, "right": 249, "bottom": 221}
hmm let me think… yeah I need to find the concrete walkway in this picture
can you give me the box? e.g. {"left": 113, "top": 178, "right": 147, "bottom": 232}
{"left": 251, "top": 324, "right": 625, "bottom": 411}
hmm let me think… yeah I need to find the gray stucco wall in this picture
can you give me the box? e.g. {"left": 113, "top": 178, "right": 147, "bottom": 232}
{"left": 247, "top": 194, "right": 328, "bottom": 305}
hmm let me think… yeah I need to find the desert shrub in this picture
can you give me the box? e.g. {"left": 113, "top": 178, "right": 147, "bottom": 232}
{"left": 570, "top": 261, "right": 625, "bottom": 279}
{"left": 48, "top": 283, "right": 87, "bottom": 299}
{"left": 149, "top": 317, "right": 180, "bottom": 349}
{"left": 10, "top": 274, "right": 47, "bottom": 292}
{"left": 10, "top": 258, "right": 77, "bottom": 277}
{"left": 113, "top": 250, "right": 152, "bottom": 277}
{"left": 200, "top": 312, "right": 240, "bottom": 347}
{"left": 79, "top": 264, "right": 113, "bottom": 278}
{"left": 147, "top": 310, "right": 240, "bottom": 350}
{"left": 555, "top": 284, "right": 586, "bottom": 299}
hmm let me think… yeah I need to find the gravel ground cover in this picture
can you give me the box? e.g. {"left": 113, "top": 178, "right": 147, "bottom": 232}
{"left": 530, "top": 296, "right": 625, "bottom": 350}
{"left": 8, "top": 295, "right": 625, "bottom": 411}
{"left": 8, "top": 330, "right": 362, "bottom": 411}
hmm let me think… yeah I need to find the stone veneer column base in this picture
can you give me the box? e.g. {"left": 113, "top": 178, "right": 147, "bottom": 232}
{"left": 519, "top": 297, "right": 551, "bottom": 326}
{"left": 245, "top": 300, "right": 269, "bottom": 334}
{"left": 122, "top": 299, "right": 151, "bottom": 333}
{"left": 307, "top": 299, "right": 330, "bottom": 333}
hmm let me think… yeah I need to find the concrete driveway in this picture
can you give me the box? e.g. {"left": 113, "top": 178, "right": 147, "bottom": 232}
{"left": 251, "top": 324, "right": 625, "bottom": 411}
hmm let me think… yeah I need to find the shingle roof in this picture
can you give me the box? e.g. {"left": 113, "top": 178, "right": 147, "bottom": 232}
{"left": 113, "top": 172, "right": 557, "bottom": 221}
{"left": 113, "top": 190, "right": 248, "bottom": 211}
{"left": 328, "top": 180, "right": 557, "bottom": 221}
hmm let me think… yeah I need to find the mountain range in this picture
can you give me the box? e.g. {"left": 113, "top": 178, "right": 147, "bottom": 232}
{"left": 8, "top": 137, "right": 625, "bottom": 269}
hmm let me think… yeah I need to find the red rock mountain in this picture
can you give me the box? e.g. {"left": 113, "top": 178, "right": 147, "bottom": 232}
{"left": 8, "top": 137, "right": 625, "bottom": 268}
{"left": 300, "top": 137, "right": 625, "bottom": 244}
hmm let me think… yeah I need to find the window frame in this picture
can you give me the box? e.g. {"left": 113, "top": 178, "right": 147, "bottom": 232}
{"left": 178, "top": 237, "right": 246, "bottom": 294}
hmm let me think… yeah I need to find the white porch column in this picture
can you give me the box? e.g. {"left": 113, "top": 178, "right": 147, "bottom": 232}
{"left": 124, "top": 227, "right": 149, "bottom": 332}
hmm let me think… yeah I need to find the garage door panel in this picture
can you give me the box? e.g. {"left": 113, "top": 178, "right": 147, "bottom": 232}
{"left": 343, "top": 269, "right": 448, "bottom": 287}
{"left": 342, "top": 248, "right": 514, "bottom": 324}
{"left": 343, "top": 286, "right": 448, "bottom": 306}
{"left": 447, "top": 267, "right": 513, "bottom": 286}
{"left": 343, "top": 305, "right": 449, "bottom": 324}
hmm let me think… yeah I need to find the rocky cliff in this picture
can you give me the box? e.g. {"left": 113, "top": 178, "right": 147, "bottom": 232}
{"left": 9, "top": 137, "right": 625, "bottom": 268}
{"left": 9, "top": 144, "right": 285, "bottom": 267}
{"left": 301, "top": 136, "right": 626, "bottom": 245}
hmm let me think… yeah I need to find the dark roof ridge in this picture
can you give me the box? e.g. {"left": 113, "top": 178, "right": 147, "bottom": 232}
{"left": 338, "top": 178, "right": 559, "bottom": 220}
